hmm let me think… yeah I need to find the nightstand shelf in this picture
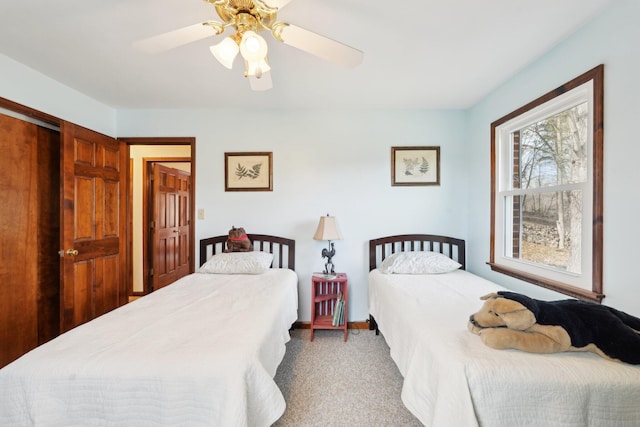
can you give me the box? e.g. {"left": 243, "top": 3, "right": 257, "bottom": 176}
{"left": 310, "top": 273, "right": 348, "bottom": 342}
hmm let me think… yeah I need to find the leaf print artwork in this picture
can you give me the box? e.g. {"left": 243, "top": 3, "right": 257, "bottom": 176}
{"left": 392, "top": 147, "right": 439, "bottom": 186}
{"left": 235, "top": 162, "right": 262, "bottom": 179}
{"left": 403, "top": 157, "right": 419, "bottom": 175}
{"left": 419, "top": 157, "right": 430, "bottom": 174}
{"left": 403, "top": 157, "right": 429, "bottom": 176}
{"left": 225, "top": 152, "right": 272, "bottom": 191}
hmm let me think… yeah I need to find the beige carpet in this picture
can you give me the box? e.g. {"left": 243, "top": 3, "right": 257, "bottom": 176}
{"left": 273, "top": 328, "right": 423, "bottom": 426}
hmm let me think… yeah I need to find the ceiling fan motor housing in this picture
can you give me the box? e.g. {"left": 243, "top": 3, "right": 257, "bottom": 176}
{"left": 211, "top": 0, "right": 277, "bottom": 34}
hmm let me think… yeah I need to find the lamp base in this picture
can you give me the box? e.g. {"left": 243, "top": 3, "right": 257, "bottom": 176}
{"left": 323, "top": 262, "right": 335, "bottom": 275}
{"left": 321, "top": 242, "right": 336, "bottom": 274}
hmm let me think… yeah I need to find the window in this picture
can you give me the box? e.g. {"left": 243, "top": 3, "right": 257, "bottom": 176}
{"left": 489, "top": 65, "right": 603, "bottom": 302}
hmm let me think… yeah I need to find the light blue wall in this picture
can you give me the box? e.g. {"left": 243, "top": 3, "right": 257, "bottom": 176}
{"left": 466, "top": 0, "right": 640, "bottom": 316}
{"left": 0, "top": 54, "right": 116, "bottom": 136}
{"left": 117, "top": 108, "right": 468, "bottom": 321}
{"left": 2, "top": 0, "right": 637, "bottom": 321}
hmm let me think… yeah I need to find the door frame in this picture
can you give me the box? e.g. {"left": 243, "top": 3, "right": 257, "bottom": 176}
{"left": 0, "top": 97, "right": 59, "bottom": 128}
{"left": 119, "top": 137, "right": 196, "bottom": 297}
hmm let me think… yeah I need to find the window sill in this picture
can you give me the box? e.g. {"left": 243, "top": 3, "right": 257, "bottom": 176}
{"left": 487, "top": 262, "right": 604, "bottom": 303}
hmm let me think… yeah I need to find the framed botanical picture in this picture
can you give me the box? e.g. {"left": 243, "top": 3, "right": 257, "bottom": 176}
{"left": 391, "top": 146, "right": 440, "bottom": 186}
{"left": 224, "top": 152, "right": 273, "bottom": 191}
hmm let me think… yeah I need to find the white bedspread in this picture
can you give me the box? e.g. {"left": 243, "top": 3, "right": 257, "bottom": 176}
{"left": 0, "top": 269, "right": 298, "bottom": 427}
{"left": 369, "top": 269, "right": 640, "bottom": 427}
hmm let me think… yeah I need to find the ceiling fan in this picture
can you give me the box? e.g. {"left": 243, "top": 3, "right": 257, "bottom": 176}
{"left": 134, "top": 0, "right": 364, "bottom": 91}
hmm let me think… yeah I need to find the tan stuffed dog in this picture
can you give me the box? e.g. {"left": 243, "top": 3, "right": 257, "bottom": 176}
{"left": 224, "top": 226, "right": 253, "bottom": 252}
{"left": 468, "top": 291, "right": 640, "bottom": 364}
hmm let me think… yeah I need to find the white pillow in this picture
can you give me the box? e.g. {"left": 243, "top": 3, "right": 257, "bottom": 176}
{"left": 199, "top": 251, "right": 274, "bottom": 274}
{"left": 379, "top": 251, "right": 461, "bottom": 274}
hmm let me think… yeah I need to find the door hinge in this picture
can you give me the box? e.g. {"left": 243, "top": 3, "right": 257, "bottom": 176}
{"left": 150, "top": 220, "right": 155, "bottom": 229}
{"left": 150, "top": 268, "right": 154, "bottom": 276}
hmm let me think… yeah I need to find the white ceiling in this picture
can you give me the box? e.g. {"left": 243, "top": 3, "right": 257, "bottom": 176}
{"left": 0, "top": 0, "right": 615, "bottom": 110}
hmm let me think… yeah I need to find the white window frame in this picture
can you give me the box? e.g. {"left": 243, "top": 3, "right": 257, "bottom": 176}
{"left": 489, "top": 65, "right": 604, "bottom": 303}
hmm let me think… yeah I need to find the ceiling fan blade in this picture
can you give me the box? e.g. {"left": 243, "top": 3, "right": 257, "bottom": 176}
{"left": 248, "top": 71, "right": 273, "bottom": 91}
{"left": 275, "top": 23, "right": 363, "bottom": 68}
{"left": 133, "top": 22, "right": 221, "bottom": 54}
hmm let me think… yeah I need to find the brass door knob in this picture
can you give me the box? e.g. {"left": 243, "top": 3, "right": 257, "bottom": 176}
{"left": 66, "top": 249, "right": 79, "bottom": 256}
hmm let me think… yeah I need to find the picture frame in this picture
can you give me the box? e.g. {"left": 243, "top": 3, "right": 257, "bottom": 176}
{"left": 391, "top": 146, "right": 440, "bottom": 186}
{"left": 224, "top": 152, "right": 273, "bottom": 191}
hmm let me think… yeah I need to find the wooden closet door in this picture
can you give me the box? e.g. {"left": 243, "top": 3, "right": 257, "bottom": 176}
{"left": 0, "top": 114, "right": 39, "bottom": 367}
{"left": 60, "top": 122, "right": 127, "bottom": 332}
{"left": 0, "top": 113, "right": 59, "bottom": 368}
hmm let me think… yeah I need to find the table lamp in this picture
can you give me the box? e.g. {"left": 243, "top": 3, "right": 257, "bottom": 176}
{"left": 313, "top": 214, "right": 343, "bottom": 274}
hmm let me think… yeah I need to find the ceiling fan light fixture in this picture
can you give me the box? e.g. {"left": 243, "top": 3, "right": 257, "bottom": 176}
{"left": 244, "top": 58, "right": 270, "bottom": 79}
{"left": 210, "top": 36, "right": 239, "bottom": 69}
{"left": 135, "top": 0, "right": 362, "bottom": 92}
{"left": 239, "top": 31, "right": 268, "bottom": 62}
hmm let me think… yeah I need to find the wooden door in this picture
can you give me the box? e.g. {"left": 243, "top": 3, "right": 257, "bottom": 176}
{"left": 0, "top": 114, "right": 39, "bottom": 366}
{"left": 0, "top": 114, "right": 60, "bottom": 367}
{"left": 60, "top": 122, "right": 127, "bottom": 332}
{"left": 152, "top": 164, "right": 191, "bottom": 290}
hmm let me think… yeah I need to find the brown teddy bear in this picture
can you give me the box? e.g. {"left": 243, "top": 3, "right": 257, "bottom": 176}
{"left": 468, "top": 291, "right": 640, "bottom": 364}
{"left": 224, "top": 226, "right": 253, "bottom": 252}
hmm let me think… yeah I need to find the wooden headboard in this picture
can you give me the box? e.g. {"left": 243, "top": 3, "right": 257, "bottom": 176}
{"left": 368, "top": 234, "right": 466, "bottom": 271}
{"left": 199, "top": 234, "right": 296, "bottom": 270}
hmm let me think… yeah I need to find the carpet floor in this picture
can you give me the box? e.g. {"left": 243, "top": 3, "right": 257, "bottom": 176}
{"left": 273, "top": 328, "right": 423, "bottom": 426}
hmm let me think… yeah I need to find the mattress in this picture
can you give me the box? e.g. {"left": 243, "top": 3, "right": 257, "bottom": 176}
{"left": 368, "top": 269, "right": 640, "bottom": 427}
{"left": 0, "top": 269, "right": 298, "bottom": 427}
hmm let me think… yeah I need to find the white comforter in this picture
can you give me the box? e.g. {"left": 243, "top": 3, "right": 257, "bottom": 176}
{"left": 369, "top": 269, "right": 640, "bottom": 427}
{"left": 0, "top": 269, "right": 298, "bottom": 427}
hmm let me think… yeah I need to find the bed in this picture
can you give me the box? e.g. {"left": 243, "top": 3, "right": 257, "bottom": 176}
{"left": 0, "top": 234, "right": 298, "bottom": 427}
{"left": 368, "top": 234, "right": 640, "bottom": 427}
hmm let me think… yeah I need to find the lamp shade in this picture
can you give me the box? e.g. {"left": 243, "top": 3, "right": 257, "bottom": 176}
{"left": 239, "top": 31, "right": 268, "bottom": 62}
{"left": 313, "top": 215, "right": 343, "bottom": 241}
{"left": 244, "top": 58, "right": 271, "bottom": 78}
{"left": 210, "top": 37, "right": 239, "bottom": 69}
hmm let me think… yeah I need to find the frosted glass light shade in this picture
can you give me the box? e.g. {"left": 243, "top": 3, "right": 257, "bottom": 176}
{"left": 210, "top": 37, "right": 239, "bottom": 69}
{"left": 244, "top": 58, "right": 271, "bottom": 78}
{"left": 239, "top": 31, "right": 268, "bottom": 62}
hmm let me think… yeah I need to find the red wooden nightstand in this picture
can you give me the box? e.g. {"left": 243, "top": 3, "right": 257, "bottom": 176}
{"left": 310, "top": 273, "right": 348, "bottom": 342}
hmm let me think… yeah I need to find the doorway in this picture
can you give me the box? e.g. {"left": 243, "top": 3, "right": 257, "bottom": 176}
{"left": 121, "top": 138, "right": 196, "bottom": 297}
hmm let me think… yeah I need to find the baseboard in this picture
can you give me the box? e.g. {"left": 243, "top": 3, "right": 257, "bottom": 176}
{"left": 293, "top": 321, "right": 370, "bottom": 330}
